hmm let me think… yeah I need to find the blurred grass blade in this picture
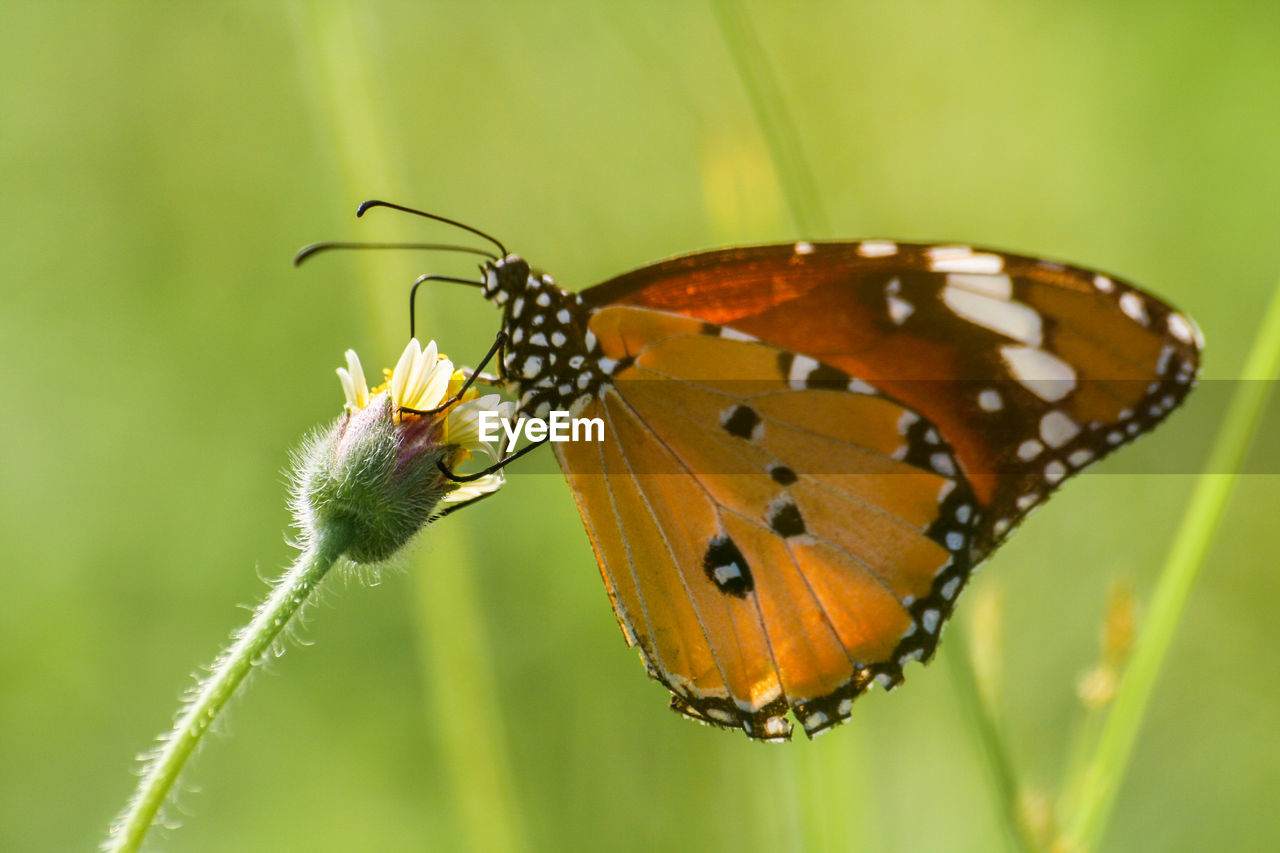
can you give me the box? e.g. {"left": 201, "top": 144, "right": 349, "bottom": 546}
{"left": 1061, "top": 278, "right": 1280, "bottom": 850}
{"left": 709, "top": 0, "right": 832, "bottom": 236}
{"left": 947, "top": 629, "right": 1038, "bottom": 853}
{"left": 413, "top": 534, "right": 528, "bottom": 853}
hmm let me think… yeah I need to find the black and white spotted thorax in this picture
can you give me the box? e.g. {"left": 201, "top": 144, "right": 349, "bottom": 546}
{"left": 484, "top": 255, "right": 611, "bottom": 420}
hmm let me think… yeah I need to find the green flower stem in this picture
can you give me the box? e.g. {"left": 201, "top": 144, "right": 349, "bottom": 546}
{"left": 103, "top": 522, "right": 352, "bottom": 853}
{"left": 1060, "top": 278, "right": 1280, "bottom": 851}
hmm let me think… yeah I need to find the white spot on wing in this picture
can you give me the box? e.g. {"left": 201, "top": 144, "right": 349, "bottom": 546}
{"left": 849, "top": 378, "right": 877, "bottom": 395}
{"left": 1000, "top": 345, "right": 1077, "bottom": 402}
{"left": 1068, "top": 447, "right": 1095, "bottom": 468}
{"left": 943, "top": 285, "right": 1043, "bottom": 346}
{"left": 789, "top": 355, "right": 821, "bottom": 384}
{"left": 1094, "top": 275, "right": 1115, "bottom": 293}
{"left": 945, "top": 273, "right": 1013, "bottom": 300}
{"left": 794, "top": 241, "right": 815, "bottom": 255}
{"left": 857, "top": 240, "right": 898, "bottom": 257}
{"left": 978, "top": 388, "right": 1003, "bottom": 411}
{"left": 1017, "top": 439, "right": 1044, "bottom": 461}
{"left": 719, "top": 326, "right": 757, "bottom": 342}
{"left": 713, "top": 562, "right": 743, "bottom": 586}
{"left": 1040, "top": 410, "right": 1081, "bottom": 448}
{"left": 1119, "top": 292, "right": 1149, "bottom": 325}
{"left": 888, "top": 295, "right": 915, "bottom": 325}
{"left": 1167, "top": 312, "right": 1196, "bottom": 345}
{"left": 927, "top": 246, "right": 1004, "bottom": 274}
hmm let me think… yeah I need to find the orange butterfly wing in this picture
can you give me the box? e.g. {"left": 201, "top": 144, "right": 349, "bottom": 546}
{"left": 582, "top": 242, "right": 1201, "bottom": 549}
{"left": 481, "top": 240, "right": 1199, "bottom": 740}
{"left": 556, "top": 305, "right": 977, "bottom": 738}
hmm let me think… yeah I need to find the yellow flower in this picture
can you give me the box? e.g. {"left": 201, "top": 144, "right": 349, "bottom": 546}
{"left": 335, "top": 338, "right": 512, "bottom": 507}
{"left": 294, "top": 339, "right": 511, "bottom": 563}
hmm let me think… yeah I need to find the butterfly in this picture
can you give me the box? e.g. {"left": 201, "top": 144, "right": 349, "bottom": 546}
{"left": 300, "top": 201, "right": 1202, "bottom": 741}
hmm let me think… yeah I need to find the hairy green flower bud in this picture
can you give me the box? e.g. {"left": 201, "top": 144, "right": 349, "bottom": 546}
{"left": 291, "top": 340, "right": 511, "bottom": 562}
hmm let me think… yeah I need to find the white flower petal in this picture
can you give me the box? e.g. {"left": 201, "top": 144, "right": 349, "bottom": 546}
{"left": 446, "top": 393, "right": 506, "bottom": 454}
{"left": 337, "top": 367, "right": 358, "bottom": 410}
{"left": 414, "top": 357, "right": 453, "bottom": 411}
{"left": 390, "top": 339, "right": 421, "bottom": 409}
{"left": 440, "top": 470, "right": 506, "bottom": 505}
{"left": 404, "top": 348, "right": 432, "bottom": 406}
{"left": 344, "top": 349, "right": 369, "bottom": 408}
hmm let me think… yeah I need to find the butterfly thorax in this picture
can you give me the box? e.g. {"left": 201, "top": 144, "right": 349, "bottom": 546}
{"left": 483, "top": 254, "right": 605, "bottom": 420}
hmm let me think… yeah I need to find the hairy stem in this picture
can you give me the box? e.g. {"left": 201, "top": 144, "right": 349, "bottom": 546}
{"left": 103, "top": 523, "right": 351, "bottom": 853}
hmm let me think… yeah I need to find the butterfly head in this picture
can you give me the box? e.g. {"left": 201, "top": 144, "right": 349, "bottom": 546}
{"left": 481, "top": 254, "right": 532, "bottom": 305}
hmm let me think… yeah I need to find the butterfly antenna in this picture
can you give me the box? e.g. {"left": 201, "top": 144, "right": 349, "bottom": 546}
{"left": 293, "top": 241, "right": 496, "bottom": 266}
{"left": 357, "top": 200, "right": 508, "bottom": 258}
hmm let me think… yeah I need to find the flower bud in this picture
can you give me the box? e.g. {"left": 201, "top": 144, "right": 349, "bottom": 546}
{"left": 292, "top": 340, "right": 511, "bottom": 562}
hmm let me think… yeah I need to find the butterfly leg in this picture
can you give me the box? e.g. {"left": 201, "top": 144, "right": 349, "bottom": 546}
{"left": 459, "top": 369, "right": 503, "bottom": 386}
{"left": 401, "top": 329, "right": 508, "bottom": 417}
{"left": 407, "top": 273, "right": 487, "bottom": 340}
{"left": 436, "top": 437, "right": 548, "bottom": 483}
{"left": 434, "top": 487, "right": 500, "bottom": 518}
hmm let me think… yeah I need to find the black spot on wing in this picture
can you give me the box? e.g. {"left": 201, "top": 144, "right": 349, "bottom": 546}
{"left": 768, "top": 499, "right": 806, "bottom": 538}
{"left": 721, "top": 405, "right": 761, "bottom": 439}
{"left": 703, "top": 534, "right": 753, "bottom": 597}
{"left": 768, "top": 464, "right": 797, "bottom": 485}
{"left": 806, "top": 362, "right": 848, "bottom": 389}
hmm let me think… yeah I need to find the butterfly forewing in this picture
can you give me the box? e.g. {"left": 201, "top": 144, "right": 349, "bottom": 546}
{"left": 581, "top": 242, "right": 1201, "bottom": 549}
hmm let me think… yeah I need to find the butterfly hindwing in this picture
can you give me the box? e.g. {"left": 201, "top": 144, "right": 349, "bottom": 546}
{"left": 557, "top": 305, "right": 978, "bottom": 738}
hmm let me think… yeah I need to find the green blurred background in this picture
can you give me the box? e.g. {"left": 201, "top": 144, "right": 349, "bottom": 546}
{"left": 2, "top": 2, "right": 1277, "bottom": 851}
